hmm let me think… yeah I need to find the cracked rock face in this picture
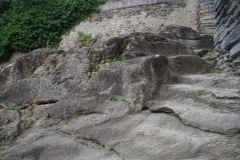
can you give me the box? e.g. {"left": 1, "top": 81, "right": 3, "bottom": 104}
{"left": 1, "top": 32, "right": 240, "bottom": 160}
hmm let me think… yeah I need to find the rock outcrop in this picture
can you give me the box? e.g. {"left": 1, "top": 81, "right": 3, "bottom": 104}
{"left": 1, "top": 27, "right": 240, "bottom": 159}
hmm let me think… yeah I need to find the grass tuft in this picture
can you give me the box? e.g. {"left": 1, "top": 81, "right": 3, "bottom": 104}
{"left": 210, "top": 66, "right": 221, "bottom": 74}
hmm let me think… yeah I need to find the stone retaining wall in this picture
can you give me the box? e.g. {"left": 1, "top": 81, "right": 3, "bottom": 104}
{"left": 101, "top": 0, "right": 185, "bottom": 11}
{"left": 214, "top": 0, "right": 240, "bottom": 75}
{"left": 198, "top": 0, "right": 215, "bottom": 35}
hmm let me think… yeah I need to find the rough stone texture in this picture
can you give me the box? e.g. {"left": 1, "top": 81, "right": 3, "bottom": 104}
{"left": 221, "top": 25, "right": 240, "bottom": 50}
{"left": 168, "top": 55, "right": 211, "bottom": 74}
{"left": 230, "top": 42, "right": 240, "bottom": 58}
{"left": 197, "top": 35, "right": 214, "bottom": 49}
{"left": 194, "top": 49, "right": 209, "bottom": 57}
{"left": 1, "top": 31, "right": 240, "bottom": 160}
{"left": 175, "top": 26, "right": 201, "bottom": 40}
{"left": 1, "top": 0, "right": 240, "bottom": 158}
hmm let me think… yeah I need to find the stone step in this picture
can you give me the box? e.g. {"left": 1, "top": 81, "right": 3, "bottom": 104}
{"left": 199, "top": 19, "right": 215, "bottom": 24}
{"left": 200, "top": 5, "right": 214, "bottom": 10}
{"left": 180, "top": 74, "right": 240, "bottom": 90}
{"left": 158, "top": 84, "right": 240, "bottom": 113}
{"left": 168, "top": 55, "right": 211, "bottom": 75}
{"left": 123, "top": 39, "right": 190, "bottom": 58}
{"left": 147, "top": 100, "right": 240, "bottom": 135}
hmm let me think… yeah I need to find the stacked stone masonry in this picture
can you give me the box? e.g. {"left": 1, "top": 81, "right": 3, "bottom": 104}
{"left": 214, "top": 0, "right": 240, "bottom": 75}
{"left": 198, "top": 0, "right": 215, "bottom": 35}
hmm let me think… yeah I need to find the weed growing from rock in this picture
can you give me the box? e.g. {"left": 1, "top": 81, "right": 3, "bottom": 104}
{"left": 93, "top": 97, "right": 99, "bottom": 102}
{"left": 76, "top": 31, "right": 92, "bottom": 44}
{"left": 92, "top": 64, "right": 100, "bottom": 72}
{"left": 208, "top": 49, "right": 212, "bottom": 52}
{"left": 210, "top": 66, "right": 221, "bottom": 74}
{"left": 110, "top": 95, "right": 118, "bottom": 102}
{"left": 25, "top": 122, "right": 31, "bottom": 129}
{"left": 63, "top": 119, "right": 68, "bottom": 124}
{"left": 7, "top": 106, "right": 20, "bottom": 112}
{"left": 87, "top": 72, "right": 92, "bottom": 79}
{"left": 76, "top": 31, "right": 94, "bottom": 54}
{"left": 107, "top": 55, "right": 124, "bottom": 63}
{"left": 186, "top": 51, "right": 191, "bottom": 55}
{"left": 121, "top": 98, "right": 131, "bottom": 105}
{"left": 87, "top": 64, "right": 100, "bottom": 79}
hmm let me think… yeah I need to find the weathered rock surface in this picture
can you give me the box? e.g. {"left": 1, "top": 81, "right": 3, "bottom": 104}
{"left": 1, "top": 32, "right": 240, "bottom": 160}
{"left": 59, "top": 0, "right": 200, "bottom": 50}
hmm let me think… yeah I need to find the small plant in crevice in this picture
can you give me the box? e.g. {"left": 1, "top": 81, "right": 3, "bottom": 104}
{"left": 45, "top": 67, "right": 49, "bottom": 71}
{"left": 110, "top": 95, "right": 118, "bottom": 102}
{"left": 25, "top": 122, "right": 31, "bottom": 129}
{"left": 76, "top": 31, "right": 92, "bottom": 44}
{"left": 25, "top": 74, "right": 31, "bottom": 79}
{"left": 107, "top": 55, "right": 124, "bottom": 63}
{"left": 63, "top": 119, "right": 68, "bottom": 124}
{"left": 76, "top": 31, "right": 94, "bottom": 54}
{"left": 126, "top": 38, "right": 132, "bottom": 43}
{"left": 87, "top": 64, "right": 100, "bottom": 79}
{"left": 210, "top": 66, "right": 221, "bottom": 74}
{"left": 87, "top": 72, "right": 92, "bottom": 79}
{"left": 208, "top": 49, "right": 212, "bottom": 52}
{"left": 85, "top": 43, "right": 94, "bottom": 54}
{"left": 121, "top": 98, "right": 131, "bottom": 105}
{"left": 93, "top": 97, "right": 99, "bottom": 102}
{"left": 7, "top": 106, "right": 20, "bottom": 112}
{"left": 92, "top": 64, "right": 100, "bottom": 72}
{"left": 186, "top": 51, "right": 191, "bottom": 55}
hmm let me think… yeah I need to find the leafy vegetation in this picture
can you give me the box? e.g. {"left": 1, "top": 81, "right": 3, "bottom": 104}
{"left": 208, "top": 49, "right": 212, "bottom": 52}
{"left": 93, "top": 97, "right": 99, "bottom": 102}
{"left": 185, "top": 51, "right": 191, "bottom": 55}
{"left": 76, "top": 31, "right": 92, "bottom": 44}
{"left": 92, "top": 64, "right": 100, "bottom": 72}
{"left": 121, "top": 98, "right": 131, "bottom": 105}
{"left": 107, "top": 55, "right": 124, "bottom": 63}
{"left": 24, "top": 122, "right": 31, "bottom": 129}
{"left": 110, "top": 95, "right": 118, "bottom": 102}
{"left": 63, "top": 119, "right": 68, "bottom": 124}
{"left": 7, "top": 106, "right": 20, "bottom": 112}
{"left": 0, "top": 0, "right": 106, "bottom": 59}
{"left": 210, "top": 66, "right": 221, "bottom": 74}
{"left": 87, "top": 72, "right": 92, "bottom": 79}
{"left": 87, "top": 64, "right": 100, "bottom": 79}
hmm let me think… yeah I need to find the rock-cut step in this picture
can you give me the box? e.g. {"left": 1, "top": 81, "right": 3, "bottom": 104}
{"left": 146, "top": 100, "right": 240, "bottom": 135}
{"left": 168, "top": 55, "right": 211, "bottom": 75}
{"left": 179, "top": 74, "right": 240, "bottom": 90}
{"left": 158, "top": 84, "right": 240, "bottom": 113}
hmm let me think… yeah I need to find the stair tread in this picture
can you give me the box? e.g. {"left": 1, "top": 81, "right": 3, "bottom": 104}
{"left": 147, "top": 100, "right": 240, "bottom": 135}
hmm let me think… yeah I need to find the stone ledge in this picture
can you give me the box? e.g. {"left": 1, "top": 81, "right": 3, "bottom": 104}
{"left": 230, "top": 42, "right": 240, "bottom": 58}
